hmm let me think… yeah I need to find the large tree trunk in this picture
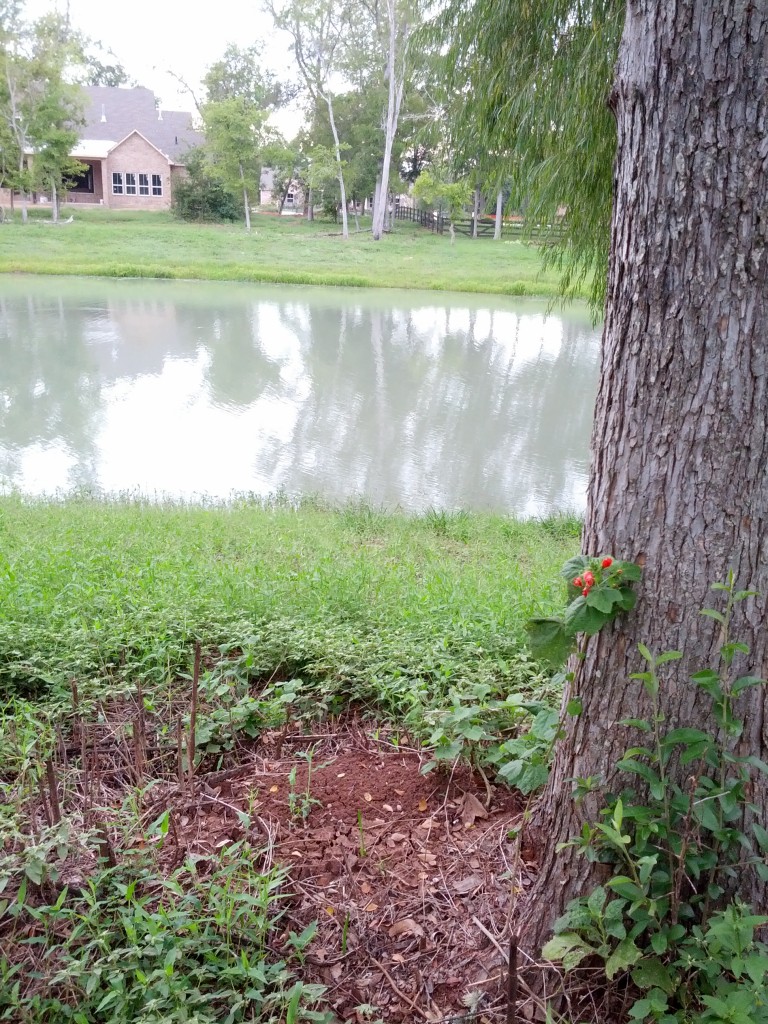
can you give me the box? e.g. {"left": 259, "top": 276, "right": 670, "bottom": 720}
{"left": 239, "top": 164, "right": 251, "bottom": 232}
{"left": 472, "top": 185, "right": 480, "bottom": 238}
{"left": 525, "top": 0, "right": 768, "bottom": 954}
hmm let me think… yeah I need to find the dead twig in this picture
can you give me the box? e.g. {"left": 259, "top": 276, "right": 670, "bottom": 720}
{"left": 368, "top": 953, "right": 431, "bottom": 1021}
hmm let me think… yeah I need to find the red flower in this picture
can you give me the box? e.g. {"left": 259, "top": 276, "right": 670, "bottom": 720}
{"left": 574, "top": 576, "right": 583, "bottom": 587}
{"left": 584, "top": 571, "right": 595, "bottom": 585}
{"left": 602, "top": 557, "right": 613, "bottom": 568}
{"left": 582, "top": 587, "right": 589, "bottom": 597}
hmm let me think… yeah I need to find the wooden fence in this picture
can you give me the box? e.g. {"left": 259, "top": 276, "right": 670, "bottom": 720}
{"left": 393, "top": 206, "right": 564, "bottom": 241}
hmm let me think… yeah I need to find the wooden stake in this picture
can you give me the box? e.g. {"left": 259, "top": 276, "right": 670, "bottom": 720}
{"left": 45, "top": 757, "right": 61, "bottom": 824}
{"left": 507, "top": 933, "right": 518, "bottom": 1024}
{"left": 188, "top": 641, "right": 201, "bottom": 784}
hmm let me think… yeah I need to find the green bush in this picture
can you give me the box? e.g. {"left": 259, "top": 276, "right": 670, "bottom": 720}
{"left": 172, "top": 149, "right": 240, "bottom": 223}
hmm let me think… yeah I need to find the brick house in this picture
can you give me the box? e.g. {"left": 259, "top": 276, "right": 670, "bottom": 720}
{"left": 66, "top": 86, "right": 203, "bottom": 211}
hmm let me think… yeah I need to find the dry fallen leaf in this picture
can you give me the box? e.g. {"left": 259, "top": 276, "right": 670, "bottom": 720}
{"left": 469, "top": 857, "right": 481, "bottom": 869}
{"left": 362, "top": 901, "right": 379, "bottom": 912}
{"left": 395, "top": 788, "right": 405, "bottom": 796}
{"left": 418, "top": 798, "right": 428, "bottom": 812}
{"left": 453, "top": 874, "right": 483, "bottom": 894}
{"left": 363, "top": 792, "right": 373, "bottom": 802}
{"left": 388, "top": 918, "right": 425, "bottom": 938}
{"left": 330, "top": 963, "right": 343, "bottom": 981}
{"left": 382, "top": 803, "right": 394, "bottom": 813}
{"left": 461, "top": 792, "right": 489, "bottom": 826}
{"left": 269, "top": 785, "right": 279, "bottom": 793}
{"left": 360, "top": 881, "right": 372, "bottom": 894}
{"left": 390, "top": 831, "right": 408, "bottom": 843}
{"left": 392, "top": 952, "right": 406, "bottom": 964}
{"left": 419, "top": 817, "right": 435, "bottom": 829}
{"left": 417, "top": 851, "right": 437, "bottom": 866}
{"left": 337, "top": 772, "right": 346, "bottom": 778}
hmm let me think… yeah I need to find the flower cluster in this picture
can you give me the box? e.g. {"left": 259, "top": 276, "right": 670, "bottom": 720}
{"left": 573, "top": 557, "right": 613, "bottom": 597}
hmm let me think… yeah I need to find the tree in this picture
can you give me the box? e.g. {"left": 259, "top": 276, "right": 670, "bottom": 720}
{"left": 266, "top": 0, "right": 354, "bottom": 239}
{"left": 0, "top": 5, "right": 84, "bottom": 222}
{"left": 431, "top": 0, "right": 622, "bottom": 307}
{"left": 412, "top": 169, "right": 469, "bottom": 243}
{"left": 486, "top": 0, "right": 768, "bottom": 954}
{"left": 369, "top": 0, "right": 416, "bottom": 241}
{"left": 200, "top": 45, "right": 284, "bottom": 231}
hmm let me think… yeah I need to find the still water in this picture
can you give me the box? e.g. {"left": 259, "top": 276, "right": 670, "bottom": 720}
{"left": 0, "top": 277, "right": 600, "bottom": 514}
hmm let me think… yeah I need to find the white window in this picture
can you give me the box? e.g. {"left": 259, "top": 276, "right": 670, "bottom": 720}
{"left": 151, "top": 174, "right": 163, "bottom": 196}
{"left": 285, "top": 191, "right": 295, "bottom": 207}
{"left": 139, "top": 173, "right": 149, "bottom": 196}
{"left": 125, "top": 173, "right": 136, "bottom": 195}
{"left": 112, "top": 172, "right": 123, "bottom": 195}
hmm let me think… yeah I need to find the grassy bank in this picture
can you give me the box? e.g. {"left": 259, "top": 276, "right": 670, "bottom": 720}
{"left": 0, "top": 206, "right": 576, "bottom": 298}
{"left": 0, "top": 495, "right": 577, "bottom": 711}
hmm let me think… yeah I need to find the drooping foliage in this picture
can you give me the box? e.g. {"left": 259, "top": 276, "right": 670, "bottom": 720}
{"left": 428, "top": 0, "right": 623, "bottom": 308}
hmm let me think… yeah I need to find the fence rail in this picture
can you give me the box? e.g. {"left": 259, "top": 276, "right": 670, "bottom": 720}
{"left": 393, "top": 206, "right": 564, "bottom": 241}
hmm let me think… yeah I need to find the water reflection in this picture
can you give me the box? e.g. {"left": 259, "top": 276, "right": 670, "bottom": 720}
{"left": 0, "top": 277, "right": 600, "bottom": 513}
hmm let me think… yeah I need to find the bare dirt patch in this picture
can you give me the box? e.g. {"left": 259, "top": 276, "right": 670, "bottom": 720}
{"left": 2, "top": 688, "right": 536, "bottom": 1022}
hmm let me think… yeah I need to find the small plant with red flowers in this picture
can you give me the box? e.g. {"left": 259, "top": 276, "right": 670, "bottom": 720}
{"left": 525, "top": 553, "right": 642, "bottom": 668}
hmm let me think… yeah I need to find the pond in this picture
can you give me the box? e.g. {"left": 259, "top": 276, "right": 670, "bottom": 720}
{"left": 0, "top": 277, "right": 600, "bottom": 514}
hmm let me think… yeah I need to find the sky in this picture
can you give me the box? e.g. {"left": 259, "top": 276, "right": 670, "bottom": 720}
{"left": 24, "top": 0, "right": 307, "bottom": 136}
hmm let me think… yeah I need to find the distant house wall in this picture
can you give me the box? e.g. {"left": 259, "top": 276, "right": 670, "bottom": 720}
{"left": 104, "top": 134, "right": 172, "bottom": 211}
{"left": 67, "top": 159, "right": 105, "bottom": 205}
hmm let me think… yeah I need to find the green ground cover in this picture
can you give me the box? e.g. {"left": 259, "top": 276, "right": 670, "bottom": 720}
{"left": 0, "top": 495, "right": 577, "bottom": 711}
{"left": 0, "top": 207, "right": 575, "bottom": 297}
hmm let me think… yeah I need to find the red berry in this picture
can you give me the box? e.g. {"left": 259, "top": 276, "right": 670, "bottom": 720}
{"left": 602, "top": 557, "right": 613, "bottom": 568}
{"left": 582, "top": 587, "right": 589, "bottom": 597}
{"left": 574, "top": 576, "right": 583, "bottom": 587}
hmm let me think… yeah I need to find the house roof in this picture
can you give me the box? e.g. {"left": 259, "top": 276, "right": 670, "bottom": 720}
{"left": 78, "top": 86, "right": 204, "bottom": 163}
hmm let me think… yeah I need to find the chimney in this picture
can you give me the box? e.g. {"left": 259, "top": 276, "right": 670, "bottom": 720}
{"left": 100, "top": 104, "right": 106, "bottom": 122}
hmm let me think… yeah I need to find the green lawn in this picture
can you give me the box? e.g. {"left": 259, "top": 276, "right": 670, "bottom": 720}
{"left": 0, "top": 206, "right": 576, "bottom": 297}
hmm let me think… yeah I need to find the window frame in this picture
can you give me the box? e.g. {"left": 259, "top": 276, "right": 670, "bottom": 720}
{"left": 138, "top": 173, "right": 149, "bottom": 196}
{"left": 125, "top": 172, "right": 137, "bottom": 195}
{"left": 151, "top": 174, "right": 163, "bottom": 197}
{"left": 112, "top": 172, "right": 123, "bottom": 195}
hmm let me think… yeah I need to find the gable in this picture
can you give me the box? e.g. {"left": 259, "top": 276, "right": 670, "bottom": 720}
{"left": 108, "top": 130, "right": 172, "bottom": 164}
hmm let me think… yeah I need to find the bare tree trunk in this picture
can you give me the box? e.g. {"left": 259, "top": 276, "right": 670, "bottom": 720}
{"left": 524, "top": 0, "right": 768, "bottom": 954}
{"left": 239, "top": 164, "right": 251, "bottom": 232}
{"left": 51, "top": 181, "right": 59, "bottom": 223}
{"left": 372, "top": 0, "right": 408, "bottom": 241}
{"left": 307, "top": 186, "right": 314, "bottom": 221}
{"left": 472, "top": 185, "right": 480, "bottom": 238}
{"left": 494, "top": 189, "right": 503, "bottom": 240}
{"left": 278, "top": 178, "right": 291, "bottom": 214}
{"left": 324, "top": 93, "right": 348, "bottom": 240}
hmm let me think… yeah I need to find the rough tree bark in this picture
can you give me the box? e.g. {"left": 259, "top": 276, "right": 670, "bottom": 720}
{"left": 371, "top": 0, "right": 408, "bottom": 241}
{"left": 525, "top": 0, "right": 768, "bottom": 952}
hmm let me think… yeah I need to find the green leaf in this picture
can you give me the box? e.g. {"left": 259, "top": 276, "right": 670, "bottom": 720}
{"left": 655, "top": 650, "right": 683, "bottom": 665}
{"left": 585, "top": 586, "right": 622, "bottom": 613}
{"left": 619, "top": 717, "right": 652, "bottom": 732}
{"left": 700, "top": 608, "right": 725, "bottom": 624}
{"left": 564, "top": 597, "right": 608, "bottom": 636}
{"left": 662, "top": 728, "right": 712, "bottom": 746}
{"left": 587, "top": 886, "right": 607, "bottom": 915}
{"left": 617, "top": 758, "right": 662, "bottom": 789}
{"left": 561, "top": 555, "right": 589, "bottom": 582}
{"left": 733, "top": 675, "right": 765, "bottom": 694}
{"left": 631, "top": 957, "right": 675, "bottom": 994}
{"left": 606, "top": 876, "right": 645, "bottom": 901}
{"left": 605, "top": 936, "right": 642, "bottom": 979}
{"left": 755, "top": 824, "right": 768, "bottom": 853}
{"left": 616, "top": 587, "right": 638, "bottom": 611}
{"left": 616, "top": 562, "right": 642, "bottom": 582}
{"left": 566, "top": 697, "right": 583, "bottom": 716}
{"left": 524, "top": 617, "right": 575, "bottom": 668}
{"left": 542, "top": 933, "right": 593, "bottom": 965}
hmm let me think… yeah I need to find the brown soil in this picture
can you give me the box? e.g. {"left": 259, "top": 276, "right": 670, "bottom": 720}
{"left": 2, "top": 691, "right": 543, "bottom": 1023}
